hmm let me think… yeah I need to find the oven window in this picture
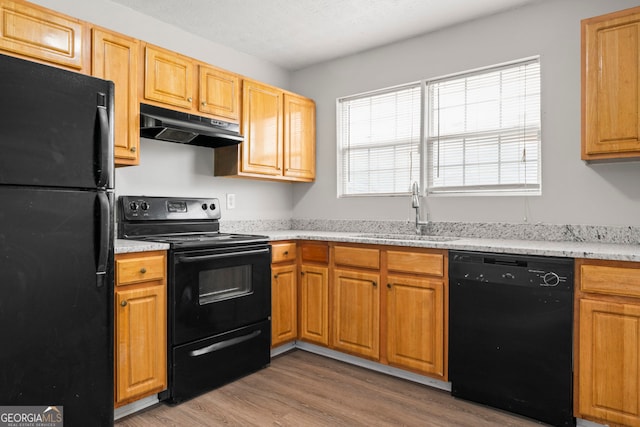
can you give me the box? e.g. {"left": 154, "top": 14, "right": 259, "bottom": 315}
{"left": 199, "top": 265, "right": 253, "bottom": 304}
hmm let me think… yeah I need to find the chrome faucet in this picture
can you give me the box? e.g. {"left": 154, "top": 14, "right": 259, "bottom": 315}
{"left": 411, "top": 181, "right": 428, "bottom": 234}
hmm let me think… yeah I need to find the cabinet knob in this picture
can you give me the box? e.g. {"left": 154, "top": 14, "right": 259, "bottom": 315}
{"left": 274, "top": 274, "right": 278, "bottom": 279}
{"left": 140, "top": 267, "right": 147, "bottom": 274}
{"left": 387, "top": 283, "right": 392, "bottom": 289}
{"left": 372, "top": 281, "right": 377, "bottom": 287}
{"left": 283, "top": 251, "right": 289, "bottom": 256}
{"left": 301, "top": 271, "right": 305, "bottom": 276}
{"left": 130, "top": 146, "right": 137, "bottom": 153}
{"left": 121, "top": 300, "right": 128, "bottom": 307}
{"left": 188, "top": 97, "right": 193, "bottom": 103}
{"left": 202, "top": 101, "right": 207, "bottom": 107}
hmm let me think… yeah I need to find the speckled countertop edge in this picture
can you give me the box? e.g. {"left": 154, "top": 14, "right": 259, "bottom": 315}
{"left": 258, "top": 230, "right": 640, "bottom": 262}
{"left": 114, "top": 231, "right": 640, "bottom": 262}
{"left": 115, "top": 239, "right": 170, "bottom": 254}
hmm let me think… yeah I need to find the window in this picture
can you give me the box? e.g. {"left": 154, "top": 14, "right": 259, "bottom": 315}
{"left": 336, "top": 58, "right": 541, "bottom": 197}
{"left": 426, "top": 58, "right": 541, "bottom": 195}
{"left": 337, "top": 83, "right": 421, "bottom": 196}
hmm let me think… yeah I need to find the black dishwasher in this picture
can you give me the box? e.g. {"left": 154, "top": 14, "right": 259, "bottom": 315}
{"left": 449, "top": 251, "right": 575, "bottom": 427}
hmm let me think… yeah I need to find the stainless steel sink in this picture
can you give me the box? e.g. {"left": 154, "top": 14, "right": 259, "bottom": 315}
{"left": 355, "top": 233, "right": 459, "bottom": 242}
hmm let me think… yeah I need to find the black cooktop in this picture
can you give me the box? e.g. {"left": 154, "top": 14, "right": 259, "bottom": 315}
{"left": 118, "top": 196, "right": 268, "bottom": 249}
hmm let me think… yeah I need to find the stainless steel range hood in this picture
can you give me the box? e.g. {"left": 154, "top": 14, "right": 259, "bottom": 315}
{"left": 140, "top": 103, "right": 243, "bottom": 148}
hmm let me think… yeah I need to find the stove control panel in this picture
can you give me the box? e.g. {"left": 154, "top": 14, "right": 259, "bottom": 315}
{"left": 119, "top": 196, "right": 221, "bottom": 220}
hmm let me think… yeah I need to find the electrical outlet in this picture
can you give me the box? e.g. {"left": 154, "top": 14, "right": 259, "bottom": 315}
{"left": 226, "top": 193, "right": 236, "bottom": 209}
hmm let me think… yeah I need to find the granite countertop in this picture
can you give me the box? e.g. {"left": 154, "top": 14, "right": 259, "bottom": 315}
{"left": 114, "top": 230, "right": 640, "bottom": 262}
{"left": 115, "top": 239, "right": 170, "bottom": 254}
{"left": 257, "top": 230, "right": 640, "bottom": 262}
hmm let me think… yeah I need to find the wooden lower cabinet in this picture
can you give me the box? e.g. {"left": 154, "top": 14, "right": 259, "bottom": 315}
{"left": 578, "top": 298, "right": 640, "bottom": 426}
{"left": 271, "top": 241, "right": 297, "bottom": 347}
{"left": 299, "top": 264, "right": 329, "bottom": 346}
{"left": 332, "top": 268, "right": 380, "bottom": 360}
{"left": 576, "top": 258, "right": 640, "bottom": 427}
{"left": 114, "top": 251, "right": 167, "bottom": 407}
{"left": 271, "top": 262, "right": 298, "bottom": 347}
{"left": 386, "top": 274, "right": 445, "bottom": 378}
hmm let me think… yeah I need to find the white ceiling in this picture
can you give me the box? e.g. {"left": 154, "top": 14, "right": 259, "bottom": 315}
{"left": 109, "top": 0, "right": 545, "bottom": 70}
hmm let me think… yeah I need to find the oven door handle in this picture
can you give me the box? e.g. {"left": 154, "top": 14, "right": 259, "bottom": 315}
{"left": 189, "top": 330, "right": 262, "bottom": 357}
{"left": 176, "top": 247, "right": 270, "bottom": 263}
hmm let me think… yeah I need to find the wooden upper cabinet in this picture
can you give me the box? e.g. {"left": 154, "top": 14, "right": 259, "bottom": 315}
{"left": 241, "top": 79, "right": 283, "bottom": 175}
{"left": 214, "top": 80, "right": 316, "bottom": 182}
{"left": 92, "top": 28, "right": 139, "bottom": 166}
{"left": 198, "top": 64, "right": 241, "bottom": 122}
{"left": 0, "top": 0, "right": 85, "bottom": 71}
{"left": 143, "top": 44, "right": 194, "bottom": 110}
{"left": 582, "top": 6, "right": 640, "bottom": 160}
{"left": 283, "top": 93, "right": 316, "bottom": 180}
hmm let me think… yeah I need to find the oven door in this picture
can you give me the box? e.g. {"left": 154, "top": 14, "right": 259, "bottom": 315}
{"left": 172, "top": 244, "right": 271, "bottom": 345}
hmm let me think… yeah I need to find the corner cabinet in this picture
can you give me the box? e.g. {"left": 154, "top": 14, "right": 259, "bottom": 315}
{"left": 270, "top": 242, "right": 298, "bottom": 347}
{"left": 0, "top": 0, "right": 86, "bottom": 71}
{"left": 299, "top": 242, "right": 329, "bottom": 346}
{"left": 92, "top": 28, "right": 140, "bottom": 166}
{"left": 214, "top": 79, "right": 316, "bottom": 182}
{"left": 582, "top": 6, "right": 640, "bottom": 161}
{"left": 575, "top": 259, "right": 640, "bottom": 427}
{"left": 114, "top": 251, "right": 167, "bottom": 407}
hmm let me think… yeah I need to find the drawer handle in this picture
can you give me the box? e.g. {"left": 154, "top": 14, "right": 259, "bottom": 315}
{"left": 121, "top": 300, "right": 127, "bottom": 307}
{"left": 140, "top": 267, "right": 147, "bottom": 274}
{"left": 283, "top": 251, "right": 289, "bottom": 256}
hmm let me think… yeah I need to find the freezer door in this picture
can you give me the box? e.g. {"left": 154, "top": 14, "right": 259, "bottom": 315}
{"left": 0, "top": 187, "right": 114, "bottom": 426}
{"left": 0, "top": 53, "right": 114, "bottom": 190}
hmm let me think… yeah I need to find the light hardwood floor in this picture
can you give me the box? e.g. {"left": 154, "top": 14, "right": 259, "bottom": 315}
{"left": 115, "top": 350, "right": 542, "bottom": 426}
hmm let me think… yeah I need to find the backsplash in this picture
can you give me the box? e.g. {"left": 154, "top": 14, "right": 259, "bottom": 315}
{"left": 222, "top": 219, "right": 640, "bottom": 245}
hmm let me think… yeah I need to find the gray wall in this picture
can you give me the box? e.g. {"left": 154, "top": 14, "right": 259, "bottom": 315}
{"left": 290, "top": 0, "right": 640, "bottom": 227}
{"left": 30, "top": 0, "right": 295, "bottom": 221}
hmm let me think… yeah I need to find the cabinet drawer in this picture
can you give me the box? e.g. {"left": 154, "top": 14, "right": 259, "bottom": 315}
{"left": 271, "top": 242, "right": 296, "bottom": 263}
{"left": 116, "top": 255, "right": 165, "bottom": 285}
{"left": 387, "top": 250, "right": 444, "bottom": 277}
{"left": 301, "top": 242, "right": 328, "bottom": 264}
{"left": 581, "top": 263, "right": 640, "bottom": 299}
{"left": 334, "top": 246, "right": 380, "bottom": 269}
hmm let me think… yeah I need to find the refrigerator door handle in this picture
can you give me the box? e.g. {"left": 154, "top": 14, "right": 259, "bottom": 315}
{"left": 96, "top": 192, "right": 110, "bottom": 288}
{"left": 96, "top": 95, "right": 109, "bottom": 188}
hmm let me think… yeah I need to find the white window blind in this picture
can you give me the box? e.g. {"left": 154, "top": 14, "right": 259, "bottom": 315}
{"left": 337, "top": 83, "right": 421, "bottom": 196}
{"left": 426, "top": 58, "right": 541, "bottom": 195}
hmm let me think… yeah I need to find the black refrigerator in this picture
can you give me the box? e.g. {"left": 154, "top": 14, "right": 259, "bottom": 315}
{"left": 0, "top": 54, "right": 115, "bottom": 426}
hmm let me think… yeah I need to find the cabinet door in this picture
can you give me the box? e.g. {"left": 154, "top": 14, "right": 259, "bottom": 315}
{"left": 92, "top": 28, "right": 139, "bottom": 166}
{"left": 332, "top": 268, "right": 380, "bottom": 359}
{"left": 578, "top": 298, "right": 640, "bottom": 426}
{"left": 115, "top": 282, "right": 167, "bottom": 404}
{"left": 241, "top": 79, "right": 283, "bottom": 175}
{"left": 386, "top": 274, "right": 445, "bottom": 378}
{"left": 144, "top": 45, "right": 194, "bottom": 110}
{"left": 199, "top": 65, "right": 241, "bottom": 122}
{"left": 272, "top": 263, "right": 297, "bottom": 347}
{"left": 300, "top": 265, "right": 329, "bottom": 346}
{"left": 283, "top": 93, "right": 315, "bottom": 181}
{"left": 0, "top": 0, "right": 84, "bottom": 70}
{"left": 583, "top": 8, "right": 640, "bottom": 159}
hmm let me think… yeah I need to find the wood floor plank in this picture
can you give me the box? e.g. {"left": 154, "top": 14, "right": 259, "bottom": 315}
{"left": 115, "top": 350, "right": 543, "bottom": 426}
